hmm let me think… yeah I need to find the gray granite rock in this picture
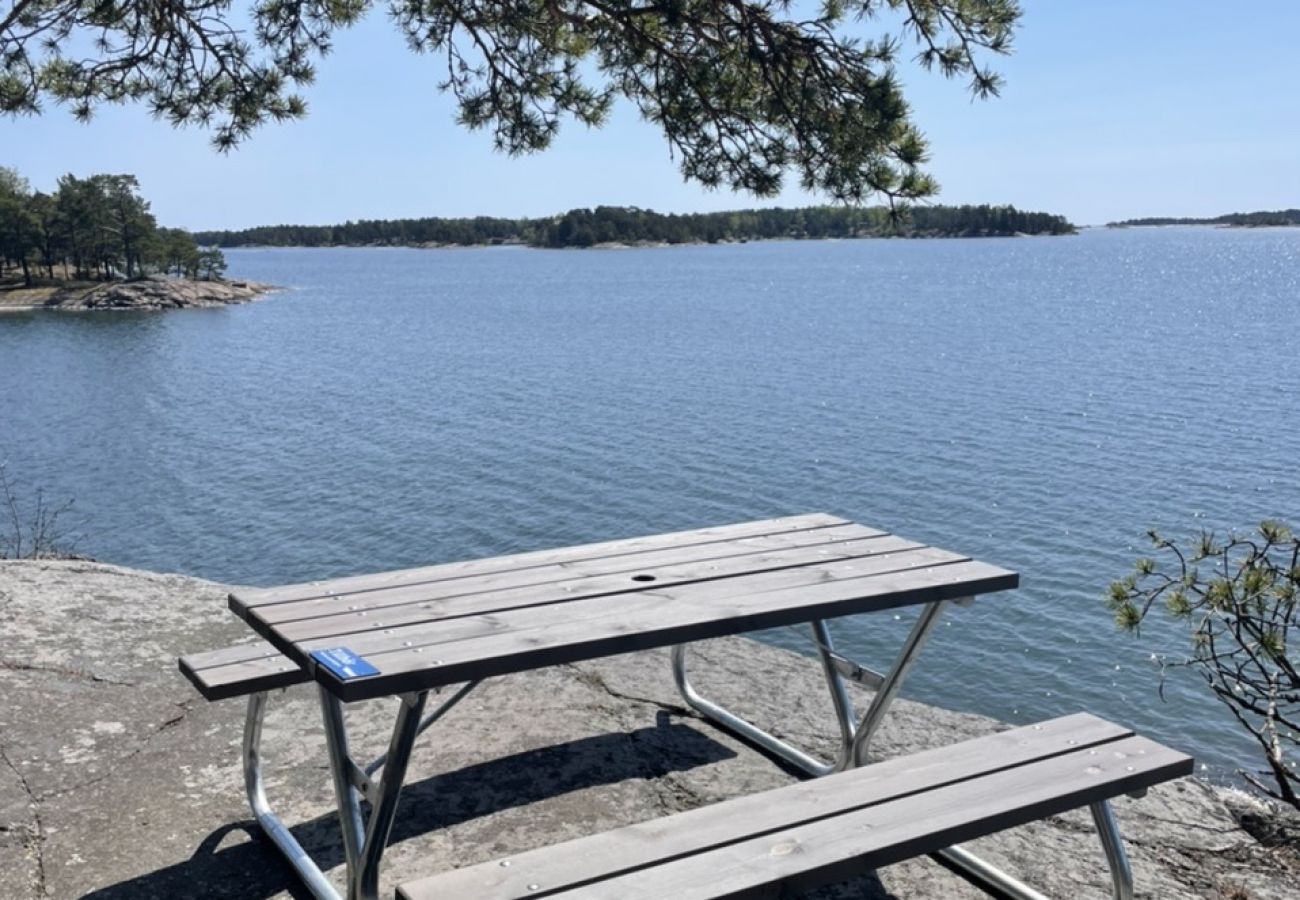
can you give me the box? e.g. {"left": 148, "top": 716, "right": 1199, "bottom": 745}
{"left": 0, "top": 559, "right": 1293, "bottom": 899}
{"left": 68, "top": 278, "right": 274, "bottom": 309}
{"left": 2, "top": 278, "right": 276, "bottom": 311}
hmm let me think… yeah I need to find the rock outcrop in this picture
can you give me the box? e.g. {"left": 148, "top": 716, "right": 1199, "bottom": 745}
{"left": 0, "top": 559, "right": 1294, "bottom": 899}
{"left": 1, "top": 278, "right": 274, "bottom": 311}
{"left": 61, "top": 278, "right": 273, "bottom": 310}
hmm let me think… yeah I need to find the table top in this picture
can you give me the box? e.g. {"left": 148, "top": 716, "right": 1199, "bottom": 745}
{"left": 229, "top": 513, "right": 1018, "bottom": 702}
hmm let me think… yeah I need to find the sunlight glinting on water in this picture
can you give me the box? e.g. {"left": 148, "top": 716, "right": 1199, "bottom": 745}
{"left": 3, "top": 226, "right": 1297, "bottom": 782}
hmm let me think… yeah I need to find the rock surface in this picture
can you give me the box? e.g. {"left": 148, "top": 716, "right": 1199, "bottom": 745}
{"left": 71, "top": 278, "right": 273, "bottom": 309}
{"left": 0, "top": 278, "right": 273, "bottom": 310}
{"left": 0, "top": 559, "right": 1294, "bottom": 899}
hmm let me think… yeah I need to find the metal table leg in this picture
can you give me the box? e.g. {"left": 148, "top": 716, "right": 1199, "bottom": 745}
{"left": 241, "top": 682, "right": 481, "bottom": 900}
{"left": 320, "top": 691, "right": 367, "bottom": 879}
{"left": 671, "top": 599, "right": 951, "bottom": 774}
{"left": 319, "top": 688, "right": 430, "bottom": 900}
{"left": 1091, "top": 799, "right": 1135, "bottom": 900}
{"left": 848, "top": 600, "right": 947, "bottom": 767}
{"left": 244, "top": 691, "right": 342, "bottom": 900}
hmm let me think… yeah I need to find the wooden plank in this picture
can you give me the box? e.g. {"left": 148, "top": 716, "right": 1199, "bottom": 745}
{"left": 395, "top": 714, "right": 1137, "bottom": 900}
{"left": 311, "top": 558, "right": 1017, "bottom": 701}
{"left": 251, "top": 523, "right": 891, "bottom": 627}
{"left": 265, "top": 535, "right": 927, "bottom": 645}
{"left": 538, "top": 736, "right": 1191, "bottom": 900}
{"left": 283, "top": 545, "right": 965, "bottom": 661}
{"left": 210, "top": 551, "right": 992, "bottom": 700}
{"left": 400, "top": 731, "right": 1191, "bottom": 900}
{"left": 179, "top": 639, "right": 292, "bottom": 670}
{"left": 178, "top": 650, "right": 306, "bottom": 702}
{"left": 233, "top": 513, "right": 852, "bottom": 609}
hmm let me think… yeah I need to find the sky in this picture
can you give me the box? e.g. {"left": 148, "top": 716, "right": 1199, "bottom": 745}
{"left": 3, "top": 1, "right": 1298, "bottom": 230}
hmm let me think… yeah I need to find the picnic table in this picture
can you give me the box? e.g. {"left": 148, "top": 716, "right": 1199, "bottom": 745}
{"left": 180, "top": 513, "right": 1166, "bottom": 900}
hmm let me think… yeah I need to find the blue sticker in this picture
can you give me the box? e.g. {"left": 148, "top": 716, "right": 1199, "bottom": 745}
{"left": 312, "top": 647, "right": 380, "bottom": 680}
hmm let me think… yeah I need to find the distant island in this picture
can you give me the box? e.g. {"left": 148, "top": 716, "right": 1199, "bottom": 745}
{"left": 1107, "top": 209, "right": 1300, "bottom": 228}
{"left": 1, "top": 166, "right": 272, "bottom": 310}
{"left": 192, "top": 204, "right": 1078, "bottom": 249}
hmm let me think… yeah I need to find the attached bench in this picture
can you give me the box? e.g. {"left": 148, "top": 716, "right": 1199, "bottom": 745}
{"left": 397, "top": 713, "right": 1192, "bottom": 900}
{"left": 177, "top": 517, "right": 1185, "bottom": 900}
{"left": 179, "top": 639, "right": 308, "bottom": 700}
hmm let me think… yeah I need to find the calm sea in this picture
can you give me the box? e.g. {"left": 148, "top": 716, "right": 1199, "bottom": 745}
{"left": 2, "top": 227, "right": 1297, "bottom": 781}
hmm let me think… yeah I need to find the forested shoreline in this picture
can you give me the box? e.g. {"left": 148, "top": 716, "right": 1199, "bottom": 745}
{"left": 192, "top": 204, "right": 1077, "bottom": 249}
{"left": 1108, "top": 209, "right": 1300, "bottom": 228}
{"left": 1, "top": 167, "right": 224, "bottom": 287}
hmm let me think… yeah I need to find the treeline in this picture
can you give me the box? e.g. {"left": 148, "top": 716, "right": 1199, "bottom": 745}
{"left": 192, "top": 204, "right": 1076, "bottom": 249}
{"left": 0, "top": 167, "right": 225, "bottom": 287}
{"left": 1109, "top": 209, "right": 1300, "bottom": 228}
{"left": 192, "top": 216, "right": 526, "bottom": 249}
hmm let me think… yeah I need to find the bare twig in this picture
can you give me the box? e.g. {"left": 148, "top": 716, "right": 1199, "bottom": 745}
{"left": 0, "top": 459, "right": 79, "bottom": 560}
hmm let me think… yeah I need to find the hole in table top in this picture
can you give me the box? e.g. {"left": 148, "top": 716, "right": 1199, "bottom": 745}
{"left": 631, "top": 574, "right": 657, "bottom": 582}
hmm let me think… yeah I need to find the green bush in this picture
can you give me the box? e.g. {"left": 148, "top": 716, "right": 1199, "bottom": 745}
{"left": 1109, "top": 522, "right": 1298, "bottom": 807}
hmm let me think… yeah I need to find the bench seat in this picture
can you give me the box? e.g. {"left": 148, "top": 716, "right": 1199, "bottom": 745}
{"left": 397, "top": 713, "right": 1191, "bottom": 900}
{"left": 179, "top": 639, "right": 309, "bottom": 701}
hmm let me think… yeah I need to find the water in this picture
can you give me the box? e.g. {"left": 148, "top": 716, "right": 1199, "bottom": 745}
{"left": 2, "top": 227, "right": 1297, "bottom": 782}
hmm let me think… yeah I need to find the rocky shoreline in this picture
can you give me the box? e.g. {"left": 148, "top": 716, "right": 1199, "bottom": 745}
{"left": 0, "top": 278, "right": 275, "bottom": 311}
{"left": 0, "top": 559, "right": 1295, "bottom": 898}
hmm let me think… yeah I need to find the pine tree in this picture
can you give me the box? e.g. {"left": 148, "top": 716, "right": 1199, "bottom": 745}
{"left": 2, "top": 1, "right": 1021, "bottom": 205}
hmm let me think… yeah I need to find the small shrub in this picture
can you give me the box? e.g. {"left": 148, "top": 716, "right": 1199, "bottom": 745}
{"left": 1109, "top": 522, "right": 1298, "bottom": 808}
{"left": 0, "top": 459, "right": 79, "bottom": 559}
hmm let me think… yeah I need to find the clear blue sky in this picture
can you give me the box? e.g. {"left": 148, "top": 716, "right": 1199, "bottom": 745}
{"left": 4, "top": 1, "right": 1297, "bottom": 229}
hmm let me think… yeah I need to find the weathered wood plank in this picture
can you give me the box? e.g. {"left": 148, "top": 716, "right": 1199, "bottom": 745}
{"left": 178, "top": 646, "right": 306, "bottom": 701}
{"left": 395, "top": 714, "right": 1134, "bottom": 900}
{"left": 283, "top": 545, "right": 965, "bottom": 660}
{"left": 179, "top": 639, "right": 292, "bottom": 669}
{"left": 550, "top": 736, "right": 1190, "bottom": 900}
{"left": 264, "top": 535, "right": 928, "bottom": 645}
{"left": 250, "top": 524, "right": 891, "bottom": 627}
{"left": 233, "top": 513, "right": 852, "bottom": 609}
{"left": 398, "top": 730, "right": 1192, "bottom": 900}
{"left": 313, "top": 558, "right": 1016, "bottom": 701}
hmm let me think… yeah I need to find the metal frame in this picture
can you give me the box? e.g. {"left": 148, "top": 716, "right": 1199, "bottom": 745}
{"left": 239, "top": 596, "right": 1135, "bottom": 900}
{"left": 671, "top": 599, "right": 953, "bottom": 775}
{"left": 931, "top": 800, "right": 1133, "bottom": 900}
{"left": 670, "top": 598, "right": 1137, "bottom": 900}
{"left": 241, "top": 680, "right": 481, "bottom": 900}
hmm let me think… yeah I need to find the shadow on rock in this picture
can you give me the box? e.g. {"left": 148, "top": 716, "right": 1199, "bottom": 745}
{"left": 82, "top": 718, "right": 736, "bottom": 899}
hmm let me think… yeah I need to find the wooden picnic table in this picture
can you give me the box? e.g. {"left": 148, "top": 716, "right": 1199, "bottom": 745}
{"left": 189, "top": 513, "right": 1021, "bottom": 900}
{"left": 229, "top": 512, "right": 1015, "bottom": 701}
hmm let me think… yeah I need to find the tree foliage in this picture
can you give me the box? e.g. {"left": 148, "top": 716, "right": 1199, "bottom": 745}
{"left": 0, "top": 167, "right": 40, "bottom": 283}
{"left": 0, "top": 165, "right": 213, "bottom": 284}
{"left": 1108, "top": 209, "right": 1300, "bottom": 229}
{"left": 196, "top": 246, "right": 228, "bottom": 279}
{"left": 2, "top": 0, "right": 1020, "bottom": 202}
{"left": 192, "top": 202, "right": 1073, "bottom": 247}
{"left": 1109, "top": 523, "right": 1300, "bottom": 807}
